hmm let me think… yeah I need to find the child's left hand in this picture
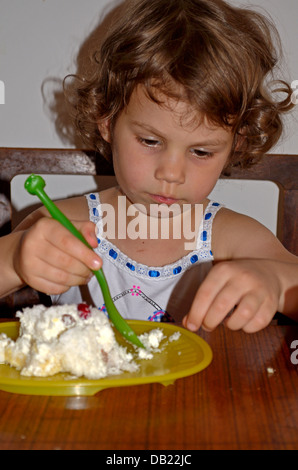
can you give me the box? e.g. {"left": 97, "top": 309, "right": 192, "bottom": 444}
{"left": 183, "top": 259, "right": 285, "bottom": 333}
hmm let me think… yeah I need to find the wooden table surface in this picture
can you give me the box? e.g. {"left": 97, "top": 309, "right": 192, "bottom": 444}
{"left": 0, "top": 319, "right": 297, "bottom": 450}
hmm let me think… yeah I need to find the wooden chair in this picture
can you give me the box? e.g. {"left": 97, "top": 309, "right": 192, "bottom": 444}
{"left": 0, "top": 147, "right": 297, "bottom": 318}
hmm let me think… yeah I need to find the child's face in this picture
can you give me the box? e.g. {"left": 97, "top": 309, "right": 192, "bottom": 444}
{"left": 99, "top": 85, "right": 234, "bottom": 211}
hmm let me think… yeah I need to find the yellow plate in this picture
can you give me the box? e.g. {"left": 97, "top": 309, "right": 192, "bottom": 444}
{"left": 0, "top": 321, "right": 212, "bottom": 396}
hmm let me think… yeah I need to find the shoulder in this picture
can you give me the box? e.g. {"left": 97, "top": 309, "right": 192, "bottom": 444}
{"left": 58, "top": 187, "right": 118, "bottom": 219}
{"left": 14, "top": 195, "right": 89, "bottom": 232}
{"left": 14, "top": 186, "right": 119, "bottom": 232}
{"left": 50, "top": 195, "right": 89, "bottom": 221}
{"left": 211, "top": 206, "right": 293, "bottom": 261}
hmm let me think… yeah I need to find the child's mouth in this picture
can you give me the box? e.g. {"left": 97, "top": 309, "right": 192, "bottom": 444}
{"left": 149, "top": 194, "right": 179, "bottom": 205}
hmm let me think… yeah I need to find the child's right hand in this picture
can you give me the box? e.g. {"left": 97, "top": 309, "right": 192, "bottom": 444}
{"left": 13, "top": 217, "right": 102, "bottom": 295}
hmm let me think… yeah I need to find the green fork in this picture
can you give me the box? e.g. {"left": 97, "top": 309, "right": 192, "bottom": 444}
{"left": 24, "top": 174, "right": 144, "bottom": 349}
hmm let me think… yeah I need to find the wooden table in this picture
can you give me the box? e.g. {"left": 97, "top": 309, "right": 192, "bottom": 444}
{"left": 0, "top": 319, "right": 297, "bottom": 450}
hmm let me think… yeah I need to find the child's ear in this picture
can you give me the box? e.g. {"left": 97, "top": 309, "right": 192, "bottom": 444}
{"left": 97, "top": 119, "right": 111, "bottom": 143}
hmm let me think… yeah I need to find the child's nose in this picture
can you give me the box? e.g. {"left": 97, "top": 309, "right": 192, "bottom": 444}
{"left": 154, "top": 152, "right": 185, "bottom": 184}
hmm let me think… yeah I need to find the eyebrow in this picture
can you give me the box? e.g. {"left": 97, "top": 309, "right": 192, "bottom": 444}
{"left": 130, "top": 120, "right": 229, "bottom": 147}
{"left": 130, "top": 120, "right": 163, "bottom": 135}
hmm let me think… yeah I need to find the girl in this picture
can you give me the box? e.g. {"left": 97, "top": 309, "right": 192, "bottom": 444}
{"left": 1, "top": 0, "right": 297, "bottom": 332}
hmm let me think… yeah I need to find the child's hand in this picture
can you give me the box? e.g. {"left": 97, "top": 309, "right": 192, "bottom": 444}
{"left": 13, "top": 217, "right": 102, "bottom": 295}
{"left": 183, "top": 259, "right": 283, "bottom": 333}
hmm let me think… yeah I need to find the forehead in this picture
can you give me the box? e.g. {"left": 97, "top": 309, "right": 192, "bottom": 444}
{"left": 124, "top": 85, "right": 233, "bottom": 140}
{"left": 127, "top": 84, "right": 198, "bottom": 125}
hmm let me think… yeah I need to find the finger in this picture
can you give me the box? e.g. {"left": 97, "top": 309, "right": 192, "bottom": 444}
{"left": 47, "top": 226, "right": 102, "bottom": 271}
{"left": 35, "top": 218, "right": 102, "bottom": 271}
{"left": 22, "top": 254, "right": 92, "bottom": 291}
{"left": 224, "top": 292, "right": 263, "bottom": 331}
{"left": 38, "top": 265, "right": 91, "bottom": 290}
{"left": 198, "top": 281, "right": 243, "bottom": 331}
{"left": 241, "top": 301, "right": 275, "bottom": 333}
{"left": 76, "top": 221, "right": 99, "bottom": 249}
{"left": 39, "top": 250, "right": 93, "bottom": 280}
{"left": 32, "top": 275, "right": 86, "bottom": 296}
{"left": 183, "top": 266, "right": 232, "bottom": 331}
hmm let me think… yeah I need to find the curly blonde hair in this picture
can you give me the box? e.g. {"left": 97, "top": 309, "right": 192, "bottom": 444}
{"left": 64, "top": 0, "right": 294, "bottom": 170}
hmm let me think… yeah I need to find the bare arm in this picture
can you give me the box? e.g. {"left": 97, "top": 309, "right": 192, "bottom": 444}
{"left": 0, "top": 206, "right": 47, "bottom": 297}
{"left": 0, "top": 231, "right": 27, "bottom": 297}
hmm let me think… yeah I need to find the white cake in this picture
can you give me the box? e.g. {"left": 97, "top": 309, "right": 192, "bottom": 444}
{"left": 0, "top": 303, "right": 176, "bottom": 380}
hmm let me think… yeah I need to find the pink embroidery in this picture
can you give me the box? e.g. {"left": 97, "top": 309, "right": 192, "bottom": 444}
{"left": 130, "top": 285, "right": 141, "bottom": 296}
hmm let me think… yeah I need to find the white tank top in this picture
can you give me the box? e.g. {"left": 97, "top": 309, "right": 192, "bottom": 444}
{"left": 52, "top": 193, "right": 223, "bottom": 323}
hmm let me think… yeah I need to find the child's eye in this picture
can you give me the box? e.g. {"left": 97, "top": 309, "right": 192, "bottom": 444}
{"left": 191, "top": 148, "right": 214, "bottom": 159}
{"left": 137, "top": 137, "right": 161, "bottom": 148}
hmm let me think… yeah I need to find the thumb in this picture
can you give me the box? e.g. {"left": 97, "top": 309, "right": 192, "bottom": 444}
{"left": 75, "top": 221, "right": 99, "bottom": 249}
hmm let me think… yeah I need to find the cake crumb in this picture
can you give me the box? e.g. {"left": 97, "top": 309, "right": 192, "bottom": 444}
{"left": 169, "top": 331, "right": 181, "bottom": 342}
